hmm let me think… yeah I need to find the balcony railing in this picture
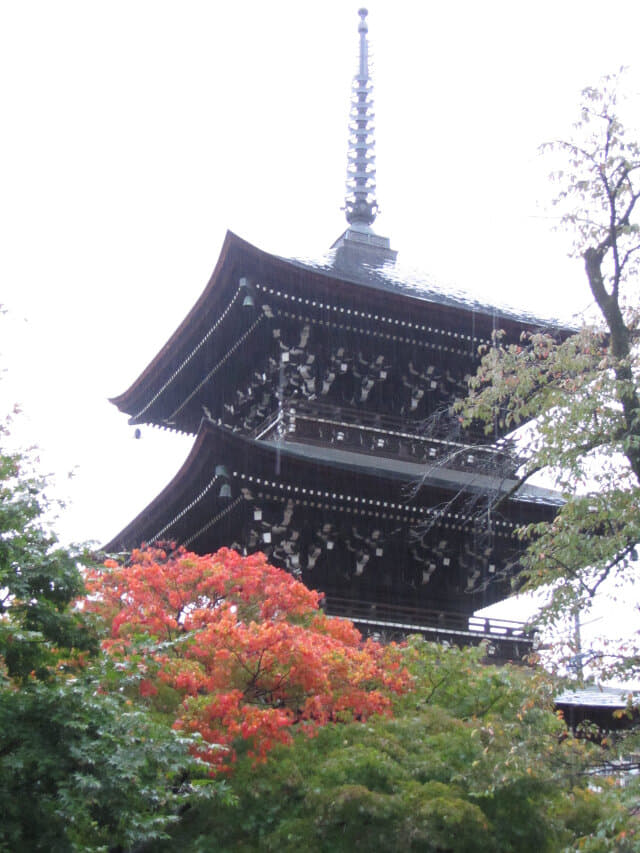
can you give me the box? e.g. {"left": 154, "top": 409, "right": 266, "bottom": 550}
{"left": 252, "top": 398, "right": 518, "bottom": 478}
{"left": 324, "top": 596, "right": 534, "bottom": 662}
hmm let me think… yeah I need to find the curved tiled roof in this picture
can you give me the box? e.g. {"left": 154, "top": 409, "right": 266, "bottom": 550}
{"left": 106, "top": 417, "right": 560, "bottom": 553}
{"left": 111, "top": 231, "right": 573, "bottom": 427}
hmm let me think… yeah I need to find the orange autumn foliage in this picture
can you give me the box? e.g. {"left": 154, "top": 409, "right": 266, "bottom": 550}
{"left": 85, "top": 546, "right": 410, "bottom": 770}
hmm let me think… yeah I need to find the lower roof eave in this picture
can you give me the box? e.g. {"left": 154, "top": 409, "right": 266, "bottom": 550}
{"left": 104, "top": 419, "right": 560, "bottom": 552}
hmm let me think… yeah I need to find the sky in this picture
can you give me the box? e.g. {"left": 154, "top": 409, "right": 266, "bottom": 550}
{"left": 1, "top": 1, "right": 640, "bottom": 655}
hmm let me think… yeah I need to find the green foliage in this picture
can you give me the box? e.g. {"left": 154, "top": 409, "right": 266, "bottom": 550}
{"left": 162, "top": 641, "right": 608, "bottom": 852}
{"left": 1, "top": 411, "right": 635, "bottom": 850}
{"left": 0, "top": 433, "right": 96, "bottom": 682}
{"left": 0, "top": 676, "right": 219, "bottom": 853}
{"left": 462, "top": 326, "right": 640, "bottom": 637}
{"left": 0, "top": 418, "right": 224, "bottom": 852}
{"left": 457, "top": 73, "right": 640, "bottom": 683}
{"left": 543, "top": 72, "right": 640, "bottom": 283}
{"left": 453, "top": 75, "right": 640, "bottom": 846}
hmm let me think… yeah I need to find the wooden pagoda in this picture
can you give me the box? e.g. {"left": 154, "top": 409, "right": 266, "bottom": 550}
{"left": 107, "top": 10, "right": 562, "bottom": 659}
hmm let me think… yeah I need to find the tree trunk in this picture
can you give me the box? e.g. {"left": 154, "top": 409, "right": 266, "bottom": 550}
{"left": 585, "top": 247, "right": 640, "bottom": 481}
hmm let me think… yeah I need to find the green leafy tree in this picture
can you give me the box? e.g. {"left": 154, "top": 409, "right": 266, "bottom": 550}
{"left": 458, "top": 73, "right": 640, "bottom": 682}
{"left": 0, "top": 679, "right": 214, "bottom": 853}
{"left": 0, "top": 413, "right": 220, "bottom": 852}
{"left": 160, "top": 640, "right": 626, "bottom": 852}
{"left": 0, "top": 425, "right": 95, "bottom": 681}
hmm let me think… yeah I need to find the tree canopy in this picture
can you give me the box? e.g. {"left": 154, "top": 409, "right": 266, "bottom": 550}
{"left": 158, "top": 640, "right": 637, "bottom": 852}
{"left": 85, "top": 545, "right": 410, "bottom": 771}
{"left": 0, "top": 423, "right": 95, "bottom": 683}
{"left": 2, "top": 414, "right": 638, "bottom": 850}
{"left": 458, "top": 73, "right": 640, "bottom": 682}
{"left": 0, "top": 420, "right": 218, "bottom": 852}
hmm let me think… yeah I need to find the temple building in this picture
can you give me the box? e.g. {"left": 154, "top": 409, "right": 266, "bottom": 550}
{"left": 107, "top": 9, "right": 562, "bottom": 659}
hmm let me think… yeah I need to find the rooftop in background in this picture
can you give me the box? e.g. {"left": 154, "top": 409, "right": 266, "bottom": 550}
{"left": 556, "top": 685, "right": 636, "bottom": 709}
{"left": 555, "top": 685, "right": 638, "bottom": 732}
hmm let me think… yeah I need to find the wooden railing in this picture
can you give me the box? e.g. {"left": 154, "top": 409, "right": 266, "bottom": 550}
{"left": 324, "top": 596, "right": 534, "bottom": 662}
{"left": 251, "top": 397, "right": 518, "bottom": 477}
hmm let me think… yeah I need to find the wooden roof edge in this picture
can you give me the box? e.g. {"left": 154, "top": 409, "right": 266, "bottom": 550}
{"left": 102, "top": 421, "right": 216, "bottom": 552}
{"left": 108, "top": 231, "right": 342, "bottom": 414}
{"left": 110, "top": 230, "right": 248, "bottom": 411}
{"left": 104, "top": 417, "right": 559, "bottom": 553}
{"left": 110, "top": 231, "right": 574, "bottom": 416}
{"left": 101, "top": 416, "right": 426, "bottom": 551}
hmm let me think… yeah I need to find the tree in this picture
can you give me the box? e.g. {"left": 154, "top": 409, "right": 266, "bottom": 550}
{"left": 0, "top": 420, "right": 96, "bottom": 682}
{"left": 85, "top": 545, "right": 410, "bottom": 772}
{"left": 0, "top": 677, "right": 213, "bottom": 853}
{"left": 458, "top": 73, "right": 640, "bottom": 681}
{"left": 158, "top": 640, "right": 634, "bottom": 852}
{"left": 0, "top": 416, "right": 218, "bottom": 852}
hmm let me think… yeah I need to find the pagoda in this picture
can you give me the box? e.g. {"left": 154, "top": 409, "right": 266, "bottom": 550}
{"left": 107, "top": 10, "right": 561, "bottom": 659}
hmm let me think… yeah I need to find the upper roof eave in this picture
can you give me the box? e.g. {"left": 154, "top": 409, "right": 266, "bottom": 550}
{"left": 276, "top": 251, "right": 570, "bottom": 331}
{"left": 109, "top": 231, "right": 574, "bottom": 420}
{"left": 110, "top": 230, "right": 241, "bottom": 413}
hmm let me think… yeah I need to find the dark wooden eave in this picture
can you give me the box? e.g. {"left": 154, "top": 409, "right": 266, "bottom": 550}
{"left": 106, "top": 418, "right": 558, "bottom": 554}
{"left": 110, "top": 231, "right": 571, "bottom": 433}
{"left": 103, "top": 418, "right": 557, "bottom": 629}
{"left": 107, "top": 416, "right": 548, "bottom": 660}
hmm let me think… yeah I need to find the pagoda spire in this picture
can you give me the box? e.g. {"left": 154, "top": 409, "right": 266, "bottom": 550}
{"left": 345, "top": 8, "right": 377, "bottom": 227}
{"left": 332, "top": 9, "right": 395, "bottom": 267}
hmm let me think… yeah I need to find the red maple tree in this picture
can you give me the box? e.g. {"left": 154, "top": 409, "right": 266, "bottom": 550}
{"left": 85, "top": 546, "right": 409, "bottom": 770}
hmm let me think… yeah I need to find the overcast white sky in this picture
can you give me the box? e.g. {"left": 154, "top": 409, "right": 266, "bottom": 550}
{"left": 1, "top": 1, "right": 640, "bottom": 648}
